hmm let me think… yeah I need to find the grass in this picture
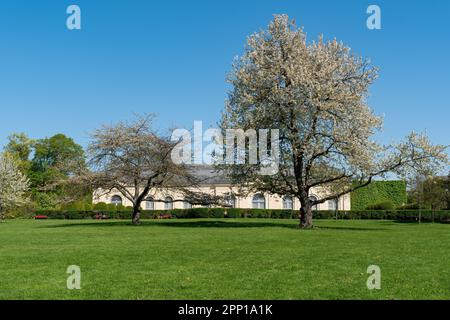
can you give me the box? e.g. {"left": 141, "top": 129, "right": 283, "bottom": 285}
{"left": 0, "top": 218, "right": 449, "bottom": 300}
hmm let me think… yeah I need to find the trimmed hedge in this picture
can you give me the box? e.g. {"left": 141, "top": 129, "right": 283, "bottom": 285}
{"left": 32, "top": 208, "right": 450, "bottom": 223}
{"left": 313, "top": 210, "right": 450, "bottom": 223}
{"left": 35, "top": 209, "right": 159, "bottom": 220}
{"left": 366, "top": 201, "right": 395, "bottom": 211}
{"left": 396, "top": 203, "right": 432, "bottom": 210}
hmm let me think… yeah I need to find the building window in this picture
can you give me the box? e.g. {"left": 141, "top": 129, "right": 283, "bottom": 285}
{"left": 283, "top": 196, "right": 294, "bottom": 210}
{"left": 252, "top": 194, "right": 266, "bottom": 209}
{"left": 183, "top": 200, "right": 192, "bottom": 209}
{"left": 145, "top": 197, "right": 155, "bottom": 210}
{"left": 328, "top": 199, "right": 338, "bottom": 211}
{"left": 308, "top": 195, "right": 318, "bottom": 211}
{"left": 111, "top": 195, "right": 122, "bottom": 206}
{"left": 226, "top": 195, "right": 236, "bottom": 208}
{"left": 164, "top": 197, "right": 173, "bottom": 210}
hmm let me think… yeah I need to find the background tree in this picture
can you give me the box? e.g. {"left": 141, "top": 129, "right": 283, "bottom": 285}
{"left": 3, "top": 133, "right": 88, "bottom": 210}
{"left": 0, "top": 153, "right": 29, "bottom": 220}
{"left": 29, "top": 134, "right": 87, "bottom": 209}
{"left": 4, "top": 133, "right": 33, "bottom": 173}
{"left": 408, "top": 174, "right": 450, "bottom": 210}
{"left": 220, "top": 15, "right": 448, "bottom": 228}
{"left": 85, "top": 115, "right": 222, "bottom": 225}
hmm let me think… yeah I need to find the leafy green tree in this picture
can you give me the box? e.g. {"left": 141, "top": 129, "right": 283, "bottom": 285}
{"left": 31, "top": 134, "right": 85, "bottom": 176}
{"left": 4, "top": 133, "right": 34, "bottom": 173}
{"left": 409, "top": 175, "right": 450, "bottom": 210}
{"left": 2, "top": 133, "right": 90, "bottom": 211}
{"left": 28, "top": 134, "right": 87, "bottom": 209}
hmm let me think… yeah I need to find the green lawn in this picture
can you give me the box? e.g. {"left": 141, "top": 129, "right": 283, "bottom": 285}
{"left": 0, "top": 219, "right": 449, "bottom": 300}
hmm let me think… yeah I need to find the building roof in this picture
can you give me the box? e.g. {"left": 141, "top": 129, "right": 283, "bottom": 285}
{"left": 188, "top": 165, "right": 231, "bottom": 185}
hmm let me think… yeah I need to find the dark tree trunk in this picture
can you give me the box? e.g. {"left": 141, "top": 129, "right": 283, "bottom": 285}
{"left": 299, "top": 200, "right": 314, "bottom": 229}
{"left": 132, "top": 205, "right": 141, "bottom": 225}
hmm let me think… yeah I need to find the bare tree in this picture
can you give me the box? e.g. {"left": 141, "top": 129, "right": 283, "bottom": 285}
{"left": 85, "top": 115, "right": 225, "bottom": 225}
{"left": 220, "top": 15, "right": 449, "bottom": 228}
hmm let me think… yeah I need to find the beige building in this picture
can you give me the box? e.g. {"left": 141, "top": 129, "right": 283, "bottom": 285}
{"left": 94, "top": 166, "right": 351, "bottom": 211}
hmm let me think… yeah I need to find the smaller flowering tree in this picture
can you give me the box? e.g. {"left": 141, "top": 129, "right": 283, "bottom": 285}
{"left": 0, "top": 153, "right": 29, "bottom": 221}
{"left": 78, "top": 114, "right": 228, "bottom": 225}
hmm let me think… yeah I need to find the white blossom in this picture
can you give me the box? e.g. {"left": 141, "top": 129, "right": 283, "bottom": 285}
{"left": 0, "top": 153, "right": 29, "bottom": 219}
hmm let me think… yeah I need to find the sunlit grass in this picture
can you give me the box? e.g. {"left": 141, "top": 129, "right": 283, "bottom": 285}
{"left": 0, "top": 219, "right": 449, "bottom": 300}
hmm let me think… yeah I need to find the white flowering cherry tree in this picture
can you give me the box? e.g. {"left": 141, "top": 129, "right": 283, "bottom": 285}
{"left": 220, "top": 15, "right": 448, "bottom": 229}
{"left": 0, "top": 153, "right": 29, "bottom": 220}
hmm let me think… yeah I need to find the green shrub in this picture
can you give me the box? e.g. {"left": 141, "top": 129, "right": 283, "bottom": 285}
{"left": 172, "top": 208, "right": 209, "bottom": 218}
{"left": 106, "top": 204, "right": 119, "bottom": 211}
{"left": 314, "top": 210, "right": 335, "bottom": 219}
{"left": 26, "top": 207, "right": 450, "bottom": 224}
{"left": 278, "top": 210, "right": 296, "bottom": 219}
{"left": 225, "top": 208, "right": 243, "bottom": 218}
{"left": 61, "top": 201, "right": 86, "bottom": 211}
{"left": 351, "top": 181, "right": 407, "bottom": 210}
{"left": 366, "top": 201, "right": 394, "bottom": 210}
{"left": 396, "top": 203, "right": 432, "bottom": 210}
{"left": 93, "top": 202, "right": 108, "bottom": 211}
{"left": 115, "top": 204, "right": 125, "bottom": 211}
{"left": 436, "top": 211, "right": 450, "bottom": 223}
{"left": 209, "top": 208, "right": 225, "bottom": 218}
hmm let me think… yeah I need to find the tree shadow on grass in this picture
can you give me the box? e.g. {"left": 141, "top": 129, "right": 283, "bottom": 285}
{"left": 41, "top": 220, "right": 297, "bottom": 230}
{"left": 389, "top": 220, "right": 449, "bottom": 225}
{"left": 152, "top": 220, "right": 387, "bottom": 231}
{"left": 40, "top": 219, "right": 387, "bottom": 231}
{"left": 314, "top": 225, "right": 387, "bottom": 231}
{"left": 146, "top": 220, "right": 299, "bottom": 229}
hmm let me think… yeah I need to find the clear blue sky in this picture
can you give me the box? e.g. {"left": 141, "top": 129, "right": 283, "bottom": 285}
{"left": 0, "top": 0, "right": 449, "bottom": 150}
